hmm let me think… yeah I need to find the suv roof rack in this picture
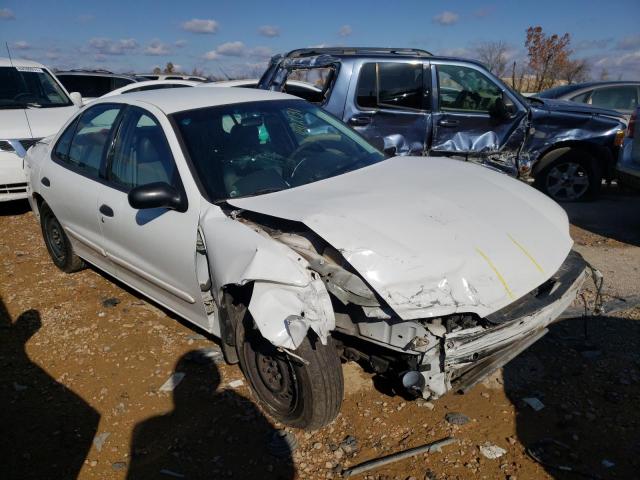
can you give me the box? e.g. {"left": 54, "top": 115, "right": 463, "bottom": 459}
{"left": 285, "top": 47, "right": 433, "bottom": 58}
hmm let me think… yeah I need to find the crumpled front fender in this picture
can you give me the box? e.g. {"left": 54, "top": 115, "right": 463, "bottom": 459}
{"left": 200, "top": 210, "right": 335, "bottom": 349}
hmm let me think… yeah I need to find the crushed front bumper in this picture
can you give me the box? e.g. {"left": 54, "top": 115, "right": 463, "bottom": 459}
{"left": 444, "top": 251, "right": 590, "bottom": 392}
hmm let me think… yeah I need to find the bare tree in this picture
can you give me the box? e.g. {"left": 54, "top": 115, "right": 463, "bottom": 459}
{"left": 475, "top": 41, "right": 509, "bottom": 78}
{"left": 600, "top": 68, "right": 610, "bottom": 81}
{"left": 561, "top": 58, "right": 590, "bottom": 84}
{"left": 152, "top": 66, "right": 161, "bottom": 75}
{"left": 525, "top": 26, "right": 572, "bottom": 92}
{"left": 163, "top": 62, "right": 175, "bottom": 74}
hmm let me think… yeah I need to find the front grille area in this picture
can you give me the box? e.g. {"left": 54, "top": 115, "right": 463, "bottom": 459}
{"left": 0, "top": 183, "right": 28, "bottom": 194}
{"left": 19, "top": 138, "right": 42, "bottom": 151}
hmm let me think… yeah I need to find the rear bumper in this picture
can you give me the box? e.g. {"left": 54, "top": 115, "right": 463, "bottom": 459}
{"left": 444, "top": 251, "right": 590, "bottom": 390}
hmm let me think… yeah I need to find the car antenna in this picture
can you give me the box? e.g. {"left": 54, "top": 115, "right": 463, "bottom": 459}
{"left": 6, "top": 41, "right": 36, "bottom": 139}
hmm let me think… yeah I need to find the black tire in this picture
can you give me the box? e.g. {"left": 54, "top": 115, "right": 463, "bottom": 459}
{"left": 236, "top": 315, "right": 343, "bottom": 430}
{"left": 535, "top": 150, "right": 601, "bottom": 202}
{"left": 40, "top": 203, "right": 85, "bottom": 273}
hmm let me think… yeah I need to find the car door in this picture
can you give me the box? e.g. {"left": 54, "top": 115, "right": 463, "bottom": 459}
{"left": 430, "top": 62, "right": 527, "bottom": 175}
{"left": 344, "top": 60, "right": 432, "bottom": 155}
{"left": 40, "top": 103, "right": 124, "bottom": 269}
{"left": 97, "top": 105, "right": 208, "bottom": 328}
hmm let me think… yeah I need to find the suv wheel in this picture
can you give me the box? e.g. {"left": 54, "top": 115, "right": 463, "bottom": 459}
{"left": 236, "top": 316, "right": 343, "bottom": 430}
{"left": 536, "top": 150, "right": 601, "bottom": 202}
{"left": 40, "top": 203, "right": 85, "bottom": 273}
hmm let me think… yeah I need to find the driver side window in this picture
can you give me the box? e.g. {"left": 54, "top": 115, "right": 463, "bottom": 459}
{"left": 437, "top": 64, "right": 502, "bottom": 113}
{"left": 107, "top": 107, "right": 177, "bottom": 190}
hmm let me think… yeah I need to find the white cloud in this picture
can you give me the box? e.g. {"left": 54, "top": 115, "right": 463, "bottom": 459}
{"left": 216, "top": 41, "right": 246, "bottom": 56}
{"left": 12, "top": 41, "right": 31, "bottom": 50}
{"left": 175, "top": 39, "right": 187, "bottom": 48}
{"left": 181, "top": 18, "right": 219, "bottom": 34}
{"left": 88, "top": 38, "right": 138, "bottom": 55}
{"left": 258, "top": 25, "right": 280, "bottom": 38}
{"left": 144, "top": 40, "right": 171, "bottom": 56}
{"left": 0, "top": 8, "right": 15, "bottom": 20}
{"left": 617, "top": 34, "right": 640, "bottom": 51}
{"left": 338, "top": 25, "right": 352, "bottom": 37}
{"left": 203, "top": 50, "right": 220, "bottom": 60}
{"left": 433, "top": 11, "right": 459, "bottom": 26}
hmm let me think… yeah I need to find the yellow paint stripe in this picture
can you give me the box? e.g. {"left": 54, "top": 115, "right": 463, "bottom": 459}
{"left": 475, "top": 247, "right": 514, "bottom": 299}
{"left": 508, "top": 234, "right": 545, "bottom": 274}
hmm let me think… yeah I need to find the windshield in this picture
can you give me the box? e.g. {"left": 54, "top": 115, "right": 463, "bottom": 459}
{"left": 0, "top": 66, "right": 72, "bottom": 108}
{"left": 173, "top": 100, "right": 385, "bottom": 201}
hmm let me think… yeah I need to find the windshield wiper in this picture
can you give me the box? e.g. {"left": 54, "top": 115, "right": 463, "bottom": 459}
{"left": 238, "top": 187, "right": 287, "bottom": 198}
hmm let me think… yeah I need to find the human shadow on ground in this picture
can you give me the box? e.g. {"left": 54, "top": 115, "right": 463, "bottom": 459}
{"left": 503, "top": 314, "right": 640, "bottom": 479}
{"left": 0, "top": 297, "right": 100, "bottom": 480}
{"left": 126, "top": 350, "right": 296, "bottom": 480}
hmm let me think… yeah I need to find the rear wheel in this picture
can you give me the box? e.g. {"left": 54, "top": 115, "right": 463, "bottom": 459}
{"left": 40, "top": 203, "right": 85, "bottom": 273}
{"left": 535, "top": 150, "right": 601, "bottom": 202}
{"left": 236, "top": 315, "right": 343, "bottom": 430}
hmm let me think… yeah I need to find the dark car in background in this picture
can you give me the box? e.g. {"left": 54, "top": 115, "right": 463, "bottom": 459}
{"left": 259, "top": 48, "right": 627, "bottom": 201}
{"left": 55, "top": 70, "right": 140, "bottom": 104}
{"left": 537, "top": 81, "right": 640, "bottom": 118}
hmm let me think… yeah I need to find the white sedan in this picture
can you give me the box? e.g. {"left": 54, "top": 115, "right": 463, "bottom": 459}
{"left": 24, "top": 87, "right": 591, "bottom": 429}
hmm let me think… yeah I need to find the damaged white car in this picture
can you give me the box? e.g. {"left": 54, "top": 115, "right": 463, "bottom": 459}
{"left": 25, "top": 87, "right": 593, "bottom": 429}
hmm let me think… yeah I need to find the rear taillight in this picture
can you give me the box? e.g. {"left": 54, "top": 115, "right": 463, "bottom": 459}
{"left": 627, "top": 111, "right": 636, "bottom": 138}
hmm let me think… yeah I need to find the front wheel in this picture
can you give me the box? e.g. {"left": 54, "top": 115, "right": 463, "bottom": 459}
{"left": 236, "top": 318, "right": 343, "bottom": 430}
{"left": 535, "top": 151, "right": 601, "bottom": 202}
{"left": 40, "top": 203, "right": 85, "bottom": 273}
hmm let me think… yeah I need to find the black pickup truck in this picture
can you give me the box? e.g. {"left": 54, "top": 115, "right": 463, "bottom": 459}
{"left": 259, "top": 47, "right": 627, "bottom": 201}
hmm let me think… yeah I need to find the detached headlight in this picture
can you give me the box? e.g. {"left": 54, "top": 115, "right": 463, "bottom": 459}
{"left": 0, "top": 140, "right": 15, "bottom": 152}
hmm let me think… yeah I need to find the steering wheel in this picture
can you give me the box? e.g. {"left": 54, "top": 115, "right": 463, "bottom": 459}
{"left": 288, "top": 135, "right": 352, "bottom": 179}
{"left": 453, "top": 90, "right": 481, "bottom": 109}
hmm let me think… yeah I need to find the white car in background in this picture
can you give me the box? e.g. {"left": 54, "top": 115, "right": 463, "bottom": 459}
{"left": 24, "top": 87, "right": 591, "bottom": 429}
{"left": 0, "top": 58, "right": 81, "bottom": 202}
{"left": 99, "top": 79, "right": 197, "bottom": 99}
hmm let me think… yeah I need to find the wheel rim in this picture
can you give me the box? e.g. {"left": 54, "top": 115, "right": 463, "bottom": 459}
{"left": 45, "top": 215, "right": 66, "bottom": 262}
{"left": 546, "top": 162, "right": 590, "bottom": 201}
{"left": 244, "top": 334, "right": 298, "bottom": 416}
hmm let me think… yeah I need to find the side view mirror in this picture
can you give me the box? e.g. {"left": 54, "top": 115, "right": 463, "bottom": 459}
{"left": 69, "top": 92, "right": 83, "bottom": 107}
{"left": 128, "top": 182, "right": 187, "bottom": 212}
{"left": 489, "top": 91, "right": 517, "bottom": 121}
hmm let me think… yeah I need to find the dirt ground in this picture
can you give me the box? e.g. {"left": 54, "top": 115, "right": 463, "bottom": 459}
{"left": 2, "top": 185, "right": 640, "bottom": 480}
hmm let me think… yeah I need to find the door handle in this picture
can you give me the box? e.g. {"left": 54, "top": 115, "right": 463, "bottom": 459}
{"left": 40, "top": 177, "right": 50, "bottom": 187}
{"left": 349, "top": 115, "right": 372, "bottom": 126}
{"left": 438, "top": 119, "right": 460, "bottom": 127}
{"left": 99, "top": 204, "right": 114, "bottom": 217}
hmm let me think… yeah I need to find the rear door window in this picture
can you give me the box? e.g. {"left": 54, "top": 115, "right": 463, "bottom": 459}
{"left": 569, "top": 91, "right": 591, "bottom": 103}
{"left": 356, "top": 62, "right": 429, "bottom": 111}
{"left": 589, "top": 86, "right": 638, "bottom": 111}
{"left": 54, "top": 104, "right": 122, "bottom": 178}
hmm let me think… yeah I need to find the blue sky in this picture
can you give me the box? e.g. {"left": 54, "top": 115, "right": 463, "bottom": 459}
{"left": 1, "top": 0, "right": 639, "bottom": 79}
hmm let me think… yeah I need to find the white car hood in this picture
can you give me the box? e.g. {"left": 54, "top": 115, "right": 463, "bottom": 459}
{"left": 0, "top": 105, "right": 77, "bottom": 139}
{"left": 228, "top": 156, "right": 573, "bottom": 320}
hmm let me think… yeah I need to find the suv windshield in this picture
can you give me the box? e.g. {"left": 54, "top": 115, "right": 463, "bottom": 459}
{"left": 0, "top": 66, "right": 72, "bottom": 108}
{"left": 173, "top": 100, "right": 384, "bottom": 201}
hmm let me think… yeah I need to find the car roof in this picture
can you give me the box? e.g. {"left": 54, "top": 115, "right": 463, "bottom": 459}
{"left": 539, "top": 81, "right": 640, "bottom": 98}
{"left": 0, "top": 57, "right": 49, "bottom": 68}
{"left": 94, "top": 85, "right": 298, "bottom": 114}
{"left": 280, "top": 47, "right": 487, "bottom": 68}
{"left": 56, "top": 70, "right": 138, "bottom": 79}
